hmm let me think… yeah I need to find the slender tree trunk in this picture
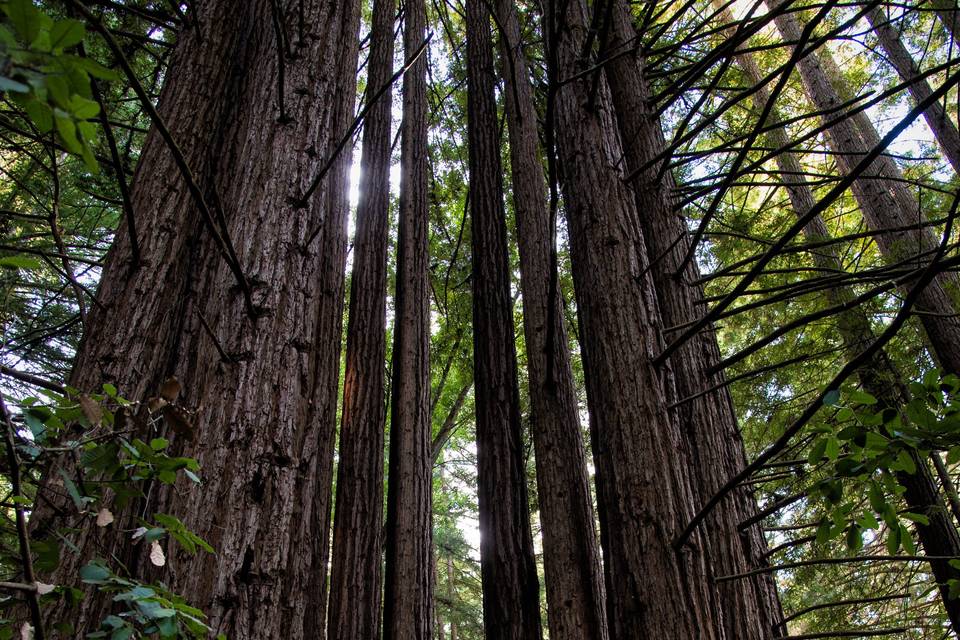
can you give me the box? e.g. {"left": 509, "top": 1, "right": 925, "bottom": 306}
{"left": 931, "top": 0, "right": 960, "bottom": 41}
{"left": 326, "top": 0, "right": 395, "bottom": 637}
{"left": 465, "top": 3, "right": 543, "bottom": 638}
{"left": 769, "top": 0, "right": 960, "bottom": 375}
{"left": 602, "top": 4, "right": 783, "bottom": 638}
{"left": 542, "top": 0, "right": 725, "bottom": 637}
{"left": 866, "top": 6, "right": 960, "bottom": 173}
{"left": 731, "top": 26, "right": 960, "bottom": 630}
{"left": 383, "top": 0, "right": 434, "bottom": 635}
{"left": 34, "top": 1, "right": 360, "bottom": 638}
{"left": 492, "top": 2, "right": 609, "bottom": 639}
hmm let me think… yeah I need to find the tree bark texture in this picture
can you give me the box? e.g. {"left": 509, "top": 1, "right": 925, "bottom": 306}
{"left": 35, "top": 1, "right": 360, "bottom": 638}
{"left": 543, "top": 0, "right": 725, "bottom": 637}
{"left": 866, "top": 6, "right": 960, "bottom": 174}
{"left": 602, "top": 4, "right": 784, "bottom": 638}
{"left": 466, "top": 2, "right": 544, "bottom": 639}
{"left": 493, "top": 2, "right": 609, "bottom": 639}
{"left": 383, "top": 0, "right": 434, "bottom": 636}
{"left": 770, "top": 1, "right": 960, "bottom": 375}
{"left": 327, "top": 0, "right": 395, "bottom": 637}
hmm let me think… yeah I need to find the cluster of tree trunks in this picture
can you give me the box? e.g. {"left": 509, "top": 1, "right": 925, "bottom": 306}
{"left": 32, "top": 0, "right": 960, "bottom": 638}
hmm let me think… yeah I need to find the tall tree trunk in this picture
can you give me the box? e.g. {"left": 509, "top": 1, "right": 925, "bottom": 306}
{"left": 769, "top": 0, "right": 960, "bottom": 375}
{"left": 492, "top": 2, "right": 609, "bottom": 639}
{"left": 930, "top": 0, "right": 960, "bottom": 41}
{"left": 465, "top": 2, "right": 543, "bottom": 638}
{"left": 34, "top": 1, "right": 360, "bottom": 638}
{"left": 327, "top": 0, "right": 395, "bottom": 637}
{"left": 602, "top": 4, "right": 783, "bottom": 638}
{"left": 866, "top": 6, "right": 960, "bottom": 173}
{"left": 731, "top": 25, "right": 960, "bottom": 630}
{"left": 383, "top": 0, "right": 434, "bottom": 636}
{"left": 542, "top": 0, "right": 725, "bottom": 637}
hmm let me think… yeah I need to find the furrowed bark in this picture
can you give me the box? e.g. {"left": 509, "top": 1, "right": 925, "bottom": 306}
{"left": 543, "top": 0, "right": 725, "bottom": 636}
{"left": 383, "top": 0, "right": 434, "bottom": 635}
{"left": 34, "top": 1, "right": 360, "bottom": 638}
{"left": 466, "top": 2, "right": 543, "bottom": 638}
{"left": 493, "top": 1, "right": 609, "bottom": 639}
{"left": 326, "top": 0, "right": 395, "bottom": 637}
{"left": 603, "top": 4, "right": 784, "bottom": 638}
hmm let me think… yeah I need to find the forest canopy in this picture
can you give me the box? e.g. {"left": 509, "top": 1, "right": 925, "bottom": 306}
{"left": 1, "top": 0, "right": 960, "bottom": 638}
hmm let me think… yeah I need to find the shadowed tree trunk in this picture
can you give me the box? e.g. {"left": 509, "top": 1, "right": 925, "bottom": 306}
{"left": 466, "top": 2, "right": 543, "bottom": 638}
{"left": 866, "top": 6, "right": 960, "bottom": 173}
{"left": 492, "top": 1, "right": 608, "bottom": 639}
{"left": 33, "top": 1, "right": 360, "bottom": 638}
{"left": 383, "top": 0, "right": 434, "bottom": 636}
{"left": 326, "top": 0, "right": 395, "bottom": 637}
{"left": 769, "top": 0, "right": 960, "bottom": 375}
{"left": 542, "top": 0, "right": 725, "bottom": 637}
{"left": 602, "top": 4, "right": 784, "bottom": 638}
{"left": 731, "top": 27, "right": 960, "bottom": 630}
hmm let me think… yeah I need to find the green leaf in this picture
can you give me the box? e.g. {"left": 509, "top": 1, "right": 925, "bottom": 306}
{"left": 3, "top": 0, "right": 49, "bottom": 45}
{"left": 848, "top": 390, "right": 877, "bottom": 405}
{"left": 823, "top": 389, "right": 841, "bottom": 406}
{"left": 69, "top": 94, "right": 99, "bottom": 119}
{"left": 886, "top": 525, "right": 901, "bottom": 554}
{"left": 54, "top": 111, "right": 82, "bottom": 154}
{"left": 48, "top": 19, "right": 84, "bottom": 51}
{"left": 902, "top": 512, "right": 930, "bottom": 526}
{"left": 897, "top": 450, "right": 917, "bottom": 475}
{"left": 824, "top": 436, "right": 840, "bottom": 461}
{"left": 901, "top": 524, "right": 917, "bottom": 555}
{"left": 59, "top": 469, "right": 87, "bottom": 510}
{"left": 23, "top": 97, "right": 54, "bottom": 132}
{"left": 845, "top": 525, "right": 863, "bottom": 552}
{"left": 79, "top": 561, "right": 111, "bottom": 584}
{"left": 808, "top": 437, "right": 828, "bottom": 464}
{"left": 150, "top": 437, "right": 170, "bottom": 451}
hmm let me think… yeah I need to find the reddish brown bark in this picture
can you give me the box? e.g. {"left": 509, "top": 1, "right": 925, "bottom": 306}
{"left": 602, "top": 4, "right": 783, "bottom": 638}
{"left": 35, "top": 1, "right": 360, "bottom": 638}
{"left": 493, "top": 2, "right": 609, "bottom": 639}
{"left": 465, "top": 2, "right": 543, "bottom": 638}
{"left": 326, "top": 0, "right": 395, "bottom": 637}
{"left": 543, "top": 0, "right": 725, "bottom": 637}
{"left": 383, "top": 0, "right": 434, "bottom": 636}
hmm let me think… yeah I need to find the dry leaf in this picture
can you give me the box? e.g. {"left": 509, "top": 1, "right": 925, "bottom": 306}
{"left": 19, "top": 622, "right": 32, "bottom": 640}
{"left": 78, "top": 394, "right": 102, "bottom": 427}
{"left": 162, "top": 405, "right": 195, "bottom": 440}
{"left": 149, "top": 540, "right": 166, "bottom": 567}
{"left": 34, "top": 582, "right": 55, "bottom": 595}
{"left": 95, "top": 508, "right": 114, "bottom": 527}
{"left": 131, "top": 526, "right": 148, "bottom": 540}
{"left": 147, "top": 396, "right": 167, "bottom": 413}
{"left": 159, "top": 376, "right": 182, "bottom": 402}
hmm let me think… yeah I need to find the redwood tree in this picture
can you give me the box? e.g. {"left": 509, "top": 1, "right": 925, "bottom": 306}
{"left": 465, "top": 1, "right": 543, "bottom": 637}
{"left": 34, "top": 1, "right": 360, "bottom": 637}
{"left": 383, "top": 0, "right": 435, "bottom": 635}
{"left": 326, "top": 0, "right": 395, "bottom": 636}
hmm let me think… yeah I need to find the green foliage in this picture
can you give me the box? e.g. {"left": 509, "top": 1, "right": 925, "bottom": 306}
{"left": 1, "top": 0, "right": 118, "bottom": 170}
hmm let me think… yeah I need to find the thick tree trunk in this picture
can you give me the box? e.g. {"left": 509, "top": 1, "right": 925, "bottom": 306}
{"left": 492, "top": 2, "right": 609, "bottom": 639}
{"left": 543, "top": 0, "right": 725, "bottom": 637}
{"left": 326, "top": 0, "right": 395, "bottom": 637}
{"left": 34, "top": 1, "right": 360, "bottom": 638}
{"left": 465, "top": 3, "right": 543, "bottom": 638}
{"left": 383, "top": 0, "right": 434, "bottom": 636}
{"left": 602, "top": 4, "right": 783, "bottom": 638}
{"left": 866, "top": 6, "right": 960, "bottom": 173}
{"left": 732, "top": 29, "right": 960, "bottom": 631}
{"left": 769, "top": 1, "right": 960, "bottom": 375}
